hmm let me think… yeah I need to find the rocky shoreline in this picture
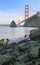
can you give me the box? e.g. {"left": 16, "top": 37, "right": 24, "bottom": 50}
{"left": 0, "top": 29, "right": 40, "bottom": 65}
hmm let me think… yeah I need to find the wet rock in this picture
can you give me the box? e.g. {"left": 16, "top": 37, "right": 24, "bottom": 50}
{"left": 0, "top": 54, "right": 12, "bottom": 65}
{"left": 0, "top": 31, "right": 40, "bottom": 65}
{"left": 18, "top": 42, "right": 31, "bottom": 52}
{"left": 14, "top": 61, "right": 26, "bottom": 65}
{"left": 29, "top": 29, "right": 40, "bottom": 40}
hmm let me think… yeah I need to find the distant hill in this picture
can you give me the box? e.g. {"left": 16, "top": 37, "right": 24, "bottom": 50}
{"left": 0, "top": 24, "right": 10, "bottom": 27}
{"left": 10, "top": 20, "right": 17, "bottom": 27}
{"left": 23, "top": 12, "right": 40, "bottom": 27}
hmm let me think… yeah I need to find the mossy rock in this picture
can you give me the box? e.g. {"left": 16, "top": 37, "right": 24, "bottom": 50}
{"left": 35, "top": 61, "right": 40, "bottom": 65}
{"left": 0, "top": 54, "right": 11, "bottom": 65}
{"left": 17, "top": 53, "right": 30, "bottom": 62}
{"left": 18, "top": 42, "right": 31, "bottom": 52}
{"left": 30, "top": 46, "right": 39, "bottom": 58}
{"left": 29, "top": 29, "right": 40, "bottom": 40}
{"left": 14, "top": 61, "right": 26, "bottom": 65}
{"left": 0, "top": 39, "right": 9, "bottom": 46}
{"left": 26, "top": 61, "right": 33, "bottom": 65}
{"left": 29, "top": 40, "right": 40, "bottom": 47}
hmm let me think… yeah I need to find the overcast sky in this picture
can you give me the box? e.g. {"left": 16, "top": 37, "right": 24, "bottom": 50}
{"left": 0, "top": 0, "right": 40, "bottom": 24}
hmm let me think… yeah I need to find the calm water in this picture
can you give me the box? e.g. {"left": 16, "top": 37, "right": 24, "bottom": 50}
{"left": 0, "top": 26, "right": 37, "bottom": 39}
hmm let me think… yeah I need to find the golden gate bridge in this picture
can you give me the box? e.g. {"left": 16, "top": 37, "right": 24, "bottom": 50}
{"left": 17, "top": 5, "right": 37, "bottom": 26}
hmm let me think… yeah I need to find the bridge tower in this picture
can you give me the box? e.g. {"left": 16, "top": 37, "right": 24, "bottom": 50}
{"left": 25, "top": 5, "right": 29, "bottom": 20}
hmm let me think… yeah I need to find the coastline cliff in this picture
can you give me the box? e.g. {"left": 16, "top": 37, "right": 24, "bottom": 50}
{"left": 23, "top": 12, "right": 40, "bottom": 27}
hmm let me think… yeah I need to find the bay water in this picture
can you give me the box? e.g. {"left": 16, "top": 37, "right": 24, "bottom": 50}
{"left": 0, "top": 26, "right": 37, "bottom": 39}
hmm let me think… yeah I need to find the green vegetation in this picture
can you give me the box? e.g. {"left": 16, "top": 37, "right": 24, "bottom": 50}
{"left": 0, "top": 39, "right": 9, "bottom": 45}
{"left": 24, "top": 14, "right": 40, "bottom": 27}
{"left": 10, "top": 20, "right": 17, "bottom": 27}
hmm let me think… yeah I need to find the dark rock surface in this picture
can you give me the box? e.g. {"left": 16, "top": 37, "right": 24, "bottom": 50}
{"left": 29, "top": 29, "right": 40, "bottom": 40}
{"left": 10, "top": 20, "right": 17, "bottom": 27}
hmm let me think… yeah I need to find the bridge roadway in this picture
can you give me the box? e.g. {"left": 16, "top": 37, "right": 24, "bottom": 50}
{"left": 18, "top": 14, "right": 37, "bottom": 25}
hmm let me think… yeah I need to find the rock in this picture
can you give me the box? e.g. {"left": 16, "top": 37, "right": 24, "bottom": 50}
{"left": 14, "top": 61, "right": 26, "bottom": 65}
{"left": 29, "top": 46, "right": 40, "bottom": 61}
{"left": 0, "top": 54, "right": 11, "bottom": 65}
{"left": 0, "top": 39, "right": 9, "bottom": 45}
{"left": 18, "top": 42, "right": 31, "bottom": 52}
{"left": 8, "top": 36, "right": 31, "bottom": 45}
{"left": 29, "top": 29, "right": 40, "bottom": 40}
{"left": 0, "top": 33, "right": 40, "bottom": 65}
{"left": 10, "top": 20, "right": 17, "bottom": 27}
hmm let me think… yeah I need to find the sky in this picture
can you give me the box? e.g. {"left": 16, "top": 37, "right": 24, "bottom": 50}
{"left": 0, "top": 0, "right": 40, "bottom": 24}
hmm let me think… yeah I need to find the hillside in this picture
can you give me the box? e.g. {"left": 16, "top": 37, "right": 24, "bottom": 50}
{"left": 23, "top": 13, "right": 40, "bottom": 27}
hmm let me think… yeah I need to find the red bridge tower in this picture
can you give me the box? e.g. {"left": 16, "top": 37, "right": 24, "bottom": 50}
{"left": 25, "top": 5, "right": 29, "bottom": 20}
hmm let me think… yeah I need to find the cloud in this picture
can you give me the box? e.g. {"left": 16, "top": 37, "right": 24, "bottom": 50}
{"left": 0, "top": 10, "right": 24, "bottom": 24}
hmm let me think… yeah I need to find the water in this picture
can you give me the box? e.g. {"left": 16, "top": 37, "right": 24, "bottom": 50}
{"left": 0, "top": 26, "right": 37, "bottom": 39}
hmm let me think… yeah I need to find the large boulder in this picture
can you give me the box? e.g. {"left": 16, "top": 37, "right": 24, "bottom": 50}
{"left": 10, "top": 20, "right": 17, "bottom": 27}
{"left": 29, "top": 29, "right": 40, "bottom": 40}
